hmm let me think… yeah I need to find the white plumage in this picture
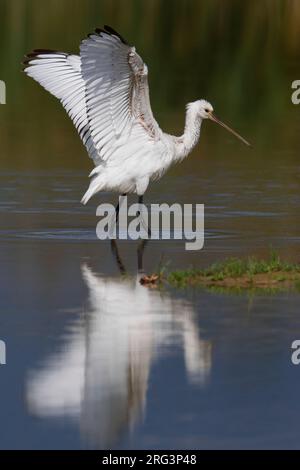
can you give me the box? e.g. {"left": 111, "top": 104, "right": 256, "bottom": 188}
{"left": 23, "top": 25, "right": 250, "bottom": 205}
{"left": 26, "top": 264, "right": 212, "bottom": 447}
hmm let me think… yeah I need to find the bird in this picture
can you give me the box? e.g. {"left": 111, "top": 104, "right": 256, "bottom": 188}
{"left": 23, "top": 25, "right": 250, "bottom": 208}
{"left": 26, "top": 263, "right": 211, "bottom": 448}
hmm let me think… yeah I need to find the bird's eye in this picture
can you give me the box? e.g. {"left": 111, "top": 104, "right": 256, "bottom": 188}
{"left": 205, "top": 108, "right": 209, "bottom": 113}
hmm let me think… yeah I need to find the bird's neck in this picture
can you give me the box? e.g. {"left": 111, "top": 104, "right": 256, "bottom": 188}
{"left": 174, "top": 106, "right": 203, "bottom": 161}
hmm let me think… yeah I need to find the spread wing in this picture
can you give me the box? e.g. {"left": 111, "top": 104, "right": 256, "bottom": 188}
{"left": 79, "top": 25, "right": 162, "bottom": 166}
{"left": 23, "top": 51, "right": 99, "bottom": 162}
{"left": 23, "top": 26, "right": 162, "bottom": 167}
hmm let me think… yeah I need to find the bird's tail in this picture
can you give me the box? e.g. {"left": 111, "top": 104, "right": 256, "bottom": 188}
{"left": 81, "top": 171, "right": 105, "bottom": 205}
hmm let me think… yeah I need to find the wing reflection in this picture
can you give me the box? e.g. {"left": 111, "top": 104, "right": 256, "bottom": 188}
{"left": 26, "top": 265, "right": 212, "bottom": 449}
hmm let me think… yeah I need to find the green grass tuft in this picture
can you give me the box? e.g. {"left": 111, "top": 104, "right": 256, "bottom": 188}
{"left": 167, "top": 251, "right": 300, "bottom": 290}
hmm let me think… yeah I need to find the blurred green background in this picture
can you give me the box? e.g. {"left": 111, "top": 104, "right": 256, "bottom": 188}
{"left": 0, "top": 0, "right": 300, "bottom": 169}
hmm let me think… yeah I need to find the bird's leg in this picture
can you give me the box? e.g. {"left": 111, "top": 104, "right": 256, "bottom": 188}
{"left": 137, "top": 195, "right": 152, "bottom": 273}
{"left": 137, "top": 239, "right": 148, "bottom": 273}
{"left": 138, "top": 196, "right": 143, "bottom": 208}
{"left": 110, "top": 239, "right": 127, "bottom": 275}
{"left": 138, "top": 195, "right": 151, "bottom": 238}
{"left": 116, "top": 193, "right": 127, "bottom": 224}
{"left": 109, "top": 193, "right": 126, "bottom": 237}
{"left": 110, "top": 194, "right": 127, "bottom": 275}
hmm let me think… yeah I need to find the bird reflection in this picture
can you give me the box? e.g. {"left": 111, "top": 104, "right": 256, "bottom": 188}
{"left": 26, "top": 257, "right": 212, "bottom": 449}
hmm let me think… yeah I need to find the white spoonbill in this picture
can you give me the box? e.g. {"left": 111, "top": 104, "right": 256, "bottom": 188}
{"left": 23, "top": 25, "right": 250, "bottom": 206}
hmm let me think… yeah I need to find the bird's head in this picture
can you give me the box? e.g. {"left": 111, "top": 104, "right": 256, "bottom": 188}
{"left": 197, "top": 99, "right": 214, "bottom": 119}
{"left": 196, "top": 99, "right": 251, "bottom": 147}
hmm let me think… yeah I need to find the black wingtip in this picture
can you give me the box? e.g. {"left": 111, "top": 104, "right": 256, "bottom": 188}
{"left": 94, "top": 28, "right": 106, "bottom": 36}
{"left": 26, "top": 49, "right": 62, "bottom": 58}
{"left": 22, "top": 58, "right": 30, "bottom": 70}
{"left": 93, "top": 25, "right": 129, "bottom": 45}
{"left": 22, "top": 49, "right": 66, "bottom": 70}
{"left": 104, "top": 25, "right": 129, "bottom": 45}
{"left": 22, "top": 52, "right": 37, "bottom": 70}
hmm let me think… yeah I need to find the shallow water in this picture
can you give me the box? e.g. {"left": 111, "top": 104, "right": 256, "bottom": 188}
{"left": 1, "top": 0, "right": 300, "bottom": 450}
{"left": 0, "top": 162, "right": 300, "bottom": 450}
